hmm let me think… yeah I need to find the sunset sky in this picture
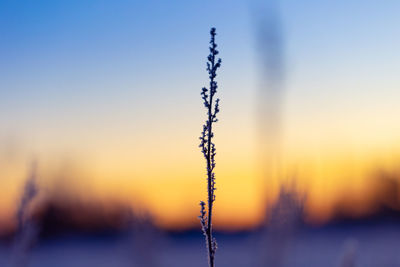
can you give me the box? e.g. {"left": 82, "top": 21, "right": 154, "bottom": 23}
{"left": 1, "top": 0, "right": 400, "bottom": 232}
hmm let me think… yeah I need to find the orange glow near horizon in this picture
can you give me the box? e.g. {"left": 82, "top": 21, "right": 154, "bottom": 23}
{"left": 2, "top": 136, "right": 400, "bottom": 233}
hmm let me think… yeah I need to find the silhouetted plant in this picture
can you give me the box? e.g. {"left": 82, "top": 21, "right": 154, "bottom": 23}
{"left": 198, "top": 27, "right": 222, "bottom": 267}
{"left": 10, "top": 162, "right": 40, "bottom": 267}
{"left": 257, "top": 184, "right": 304, "bottom": 267}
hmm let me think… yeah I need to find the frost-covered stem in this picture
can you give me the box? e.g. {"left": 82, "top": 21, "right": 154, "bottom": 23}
{"left": 206, "top": 32, "right": 216, "bottom": 267}
{"left": 199, "top": 27, "right": 221, "bottom": 267}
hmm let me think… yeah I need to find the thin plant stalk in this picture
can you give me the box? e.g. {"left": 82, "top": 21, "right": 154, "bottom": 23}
{"left": 199, "top": 27, "right": 222, "bottom": 267}
{"left": 10, "top": 162, "right": 39, "bottom": 267}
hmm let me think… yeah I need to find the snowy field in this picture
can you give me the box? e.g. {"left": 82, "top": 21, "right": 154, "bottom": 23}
{"left": 1, "top": 223, "right": 400, "bottom": 267}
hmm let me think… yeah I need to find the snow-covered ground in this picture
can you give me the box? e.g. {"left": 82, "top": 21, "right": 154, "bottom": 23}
{"left": 1, "top": 223, "right": 400, "bottom": 267}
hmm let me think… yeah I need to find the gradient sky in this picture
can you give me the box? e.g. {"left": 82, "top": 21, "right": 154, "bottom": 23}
{"left": 1, "top": 0, "right": 400, "bottom": 231}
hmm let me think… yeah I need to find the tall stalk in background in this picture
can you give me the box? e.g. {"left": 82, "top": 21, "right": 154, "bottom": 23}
{"left": 199, "top": 27, "right": 222, "bottom": 267}
{"left": 10, "top": 162, "right": 39, "bottom": 267}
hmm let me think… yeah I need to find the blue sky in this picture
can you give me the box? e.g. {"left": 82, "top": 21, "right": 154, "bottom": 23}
{"left": 1, "top": 0, "right": 399, "bottom": 110}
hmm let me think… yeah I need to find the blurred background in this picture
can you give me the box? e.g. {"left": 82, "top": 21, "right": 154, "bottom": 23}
{"left": 1, "top": 0, "right": 400, "bottom": 266}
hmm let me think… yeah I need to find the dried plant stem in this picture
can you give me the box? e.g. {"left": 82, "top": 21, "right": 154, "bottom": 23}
{"left": 199, "top": 27, "right": 222, "bottom": 267}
